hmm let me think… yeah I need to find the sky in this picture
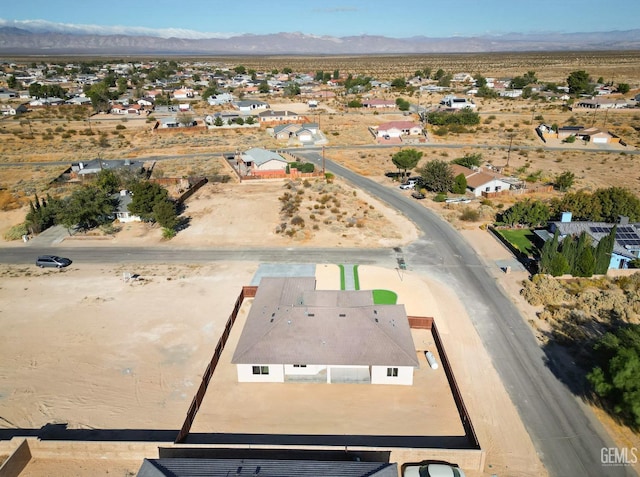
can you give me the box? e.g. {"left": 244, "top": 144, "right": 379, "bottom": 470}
{"left": 1, "top": 0, "right": 639, "bottom": 39}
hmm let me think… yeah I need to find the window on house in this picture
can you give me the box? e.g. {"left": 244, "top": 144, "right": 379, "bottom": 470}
{"left": 387, "top": 367, "right": 399, "bottom": 377}
{"left": 252, "top": 366, "right": 269, "bottom": 375}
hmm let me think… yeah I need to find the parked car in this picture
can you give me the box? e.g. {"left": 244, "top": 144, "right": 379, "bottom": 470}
{"left": 403, "top": 462, "right": 466, "bottom": 477}
{"left": 399, "top": 178, "right": 418, "bottom": 190}
{"left": 35, "top": 255, "right": 72, "bottom": 268}
{"left": 411, "top": 191, "right": 426, "bottom": 200}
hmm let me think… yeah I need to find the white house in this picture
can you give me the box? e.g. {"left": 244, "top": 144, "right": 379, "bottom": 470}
{"left": 450, "top": 164, "right": 516, "bottom": 197}
{"left": 239, "top": 148, "right": 288, "bottom": 176}
{"left": 114, "top": 190, "right": 141, "bottom": 223}
{"left": 258, "top": 110, "right": 300, "bottom": 123}
{"left": 440, "top": 95, "right": 476, "bottom": 109}
{"left": 234, "top": 100, "right": 269, "bottom": 112}
{"left": 231, "top": 277, "right": 419, "bottom": 385}
{"left": 375, "top": 121, "right": 423, "bottom": 138}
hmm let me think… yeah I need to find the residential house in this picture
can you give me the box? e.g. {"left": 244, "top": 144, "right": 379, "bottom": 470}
{"left": 0, "top": 104, "right": 27, "bottom": 116}
{"left": 375, "top": 121, "right": 423, "bottom": 139}
{"left": 362, "top": 99, "right": 396, "bottom": 109}
{"left": 110, "top": 103, "right": 142, "bottom": 115}
{"left": 207, "top": 93, "right": 234, "bottom": 106}
{"left": 172, "top": 88, "right": 195, "bottom": 99}
{"left": 258, "top": 110, "right": 300, "bottom": 123}
{"left": 0, "top": 88, "right": 18, "bottom": 99}
{"left": 137, "top": 97, "right": 155, "bottom": 107}
{"left": 452, "top": 72, "right": 475, "bottom": 84}
{"left": 70, "top": 159, "right": 142, "bottom": 179}
{"left": 204, "top": 111, "right": 241, "bottom": 125}
{"left": 539, "top": 212, "right": 640, "bottom": 269}
{"left": 556, "top": 125, "right": 620, "bottom": 144}
{"left": 271, "top": 122, "right": 320, "bottom": 144}
{"left": 450, "top": 164, "right": 517, "bottom": 197}
{"left": 239, "top": 148, "right": 288, "bottom": 176}
{"left": 574, "top": 97, "right": 630, "bottom": 109}
{"left": 114, "top": 190, "right": 141, "bottom": 223}
{"left": 231, "top": 277, "right": 419, "bottom": 385}
{"left": 439, "top": 95, "right": 476, "bottom": 109}
{"left": 234, "top": 100, "right": 269, "bottom": 113}
{"left": 66, "top": 96, "right": 92, "bottom": 106}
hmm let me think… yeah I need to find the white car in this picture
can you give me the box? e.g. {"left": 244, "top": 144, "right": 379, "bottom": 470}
{"left": 399, "top": 179, "right": 418, "bottom": 190}
{"left": 403, "top": 463, "right": 466, "bottom": 477}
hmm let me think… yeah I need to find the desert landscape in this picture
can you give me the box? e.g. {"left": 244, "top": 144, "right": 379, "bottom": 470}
{"left": 1, "top": 51, "right": 640, "bottom": 476}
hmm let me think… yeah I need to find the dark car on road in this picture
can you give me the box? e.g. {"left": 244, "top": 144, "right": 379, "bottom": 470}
{"left": 411, "top": 191, "right": 426, "bottom": 200}
{"left": 36, "top": 255, "right": 72, "bottom": 268}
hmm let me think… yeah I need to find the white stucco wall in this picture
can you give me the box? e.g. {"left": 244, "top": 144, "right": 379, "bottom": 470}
{"left": 236, "top": 364, "right": 284, "bottom": 383}
{"left": 472, "top": 179, "right": 512, "bottom": 197}
{"left": 371, "top": 365, "right": 414, "bottom": 385}
{"left": 283, "top": 364, "right": 326, "bottom": 376}
{"left": 256, "top": 159, "right": 288, "bottom": 171}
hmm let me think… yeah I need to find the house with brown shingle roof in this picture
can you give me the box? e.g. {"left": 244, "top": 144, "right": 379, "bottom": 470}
{"left": 450, "top": 164, "right": 516, "bottom": 197}
{"left": 231, "top": 277, "right": 419, "bottom": 385}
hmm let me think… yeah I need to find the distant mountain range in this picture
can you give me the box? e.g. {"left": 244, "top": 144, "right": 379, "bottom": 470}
{"left": 1, "top": 26, "right": 640, "bottom": 55}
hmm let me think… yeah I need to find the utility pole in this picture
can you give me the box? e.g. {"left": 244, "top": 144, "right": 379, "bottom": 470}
{"left": 506, "top": 134, "right": 514, "bottom": 168}
{"left": 322, "top": 146, "right": 326, "bottom": 175}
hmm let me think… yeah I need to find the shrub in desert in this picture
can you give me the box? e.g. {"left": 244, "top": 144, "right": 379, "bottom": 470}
{"left": 520, "top": 274, "right": 570, "bottom": 306}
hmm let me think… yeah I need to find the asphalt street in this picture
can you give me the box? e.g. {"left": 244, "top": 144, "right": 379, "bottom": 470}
{"left": 0, "top": 151, "right": 635, "bottom": 477}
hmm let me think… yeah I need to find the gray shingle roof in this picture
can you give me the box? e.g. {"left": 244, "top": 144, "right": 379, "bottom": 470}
{"left": 231, "top": 277, "right": 418, "bottom": 367}
{"left": 242, "top": 148, "right": 287, "bottom": 166}
{"left": 137, "top": 458, "right": 398, "bottom": 477}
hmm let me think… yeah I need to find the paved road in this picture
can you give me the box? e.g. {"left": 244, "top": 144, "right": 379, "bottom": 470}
{"left": 294, "top": 151, "right": 635, "bottom": 477}
{"left": 0, "top": 153, "right": 635, "bottom": 477}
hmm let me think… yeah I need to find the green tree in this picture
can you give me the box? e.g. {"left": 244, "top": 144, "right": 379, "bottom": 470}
{"left": 128, "top": 181, "right": 170, "bottom": 222}
{"left": 474, "top": 74, "right": 487, "bottom": 87}
{"left": 550, "top": 190, "right": 600, "bottom": 221}
{"left": 500, "top": 199, "right": 550, "bottom": 227}
{"left": 233, "top": 65, "right": 246, "bottom": 75}
{"left": 539, "top": 229, "right": 559, "bottom": 274}
{"left": 116, "top": 77, "right": 128, "bottom": 95}
{"left": 437, "top": 74, "right": 453, "bottom": 87}
{"left": 57, "top": 185, "right": 116, "bottom": 232}
{"left": 548, "top": 252, "right": 569, "bottom": 276}
{"left": 96, "top": 169, "right": 120, "bottom": 194}
{"left": 617, "top": 83, "right": 630, "bottom": 94}
{"left": 433, "top": 69, "right": 446, "bottom": 80}
{"left": 395, "top": 98, "right": 410, "bottom": 111}
{"left": 593, "top": 187, "right": 640, "bottom": 222}
{"left": 283, "top": 83, "right": 301, "bottom": 96}
{"left": 451, "top": 173, "right": 467, "bottom": 194}
{"left": 391, "top": 77, "right": 406, "bottom": 89}
{"left": 574, "top": 235, "right": 596, "bottom": 277}
{"left": 333, "top": 69, "right": 340, "bottom": 80}
{"left": 392, "top": 149, "right": 423, "bottom": 180}
{"left": 315, "top": 71, "right": 324, "bottom": 81}
{"left": 282, "top": 67, "right": 292, "bottom": 74}
{"left": 567, "top": 70, "right": 592, "bottom": 95}
{"left": 244, "top": 116, "right": 255, "bottom": 125}
{"left": 588, "top": 324, "right": 640, "bottom": 427}
{"left": 7, "top": 75, "right": 17, "bottom": 89}
{"left": 554, "top": 171, "right": 575, "bottom": 192}
{"left": 476, "top": 86, "right": 498, "bottom": 98}
{"left": 451, "top": 153, "right": 482, "bottom": 169}
{"left": 258, "top": 81, "right": 270, "bottom": 94}
{"left": 347, "top": 99, "right": 363, "bottom": 108}
{"left": 594, "top": 225, "right": 616, "bottom": 274}
{"left": 153, "top": 199, "right": 178, "bottom": 230}
{"left": 417, "top": 159, "right": 454, "bottom": 193}
{"left": 213, "top": 116, "right": 224, "bottom": 127}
